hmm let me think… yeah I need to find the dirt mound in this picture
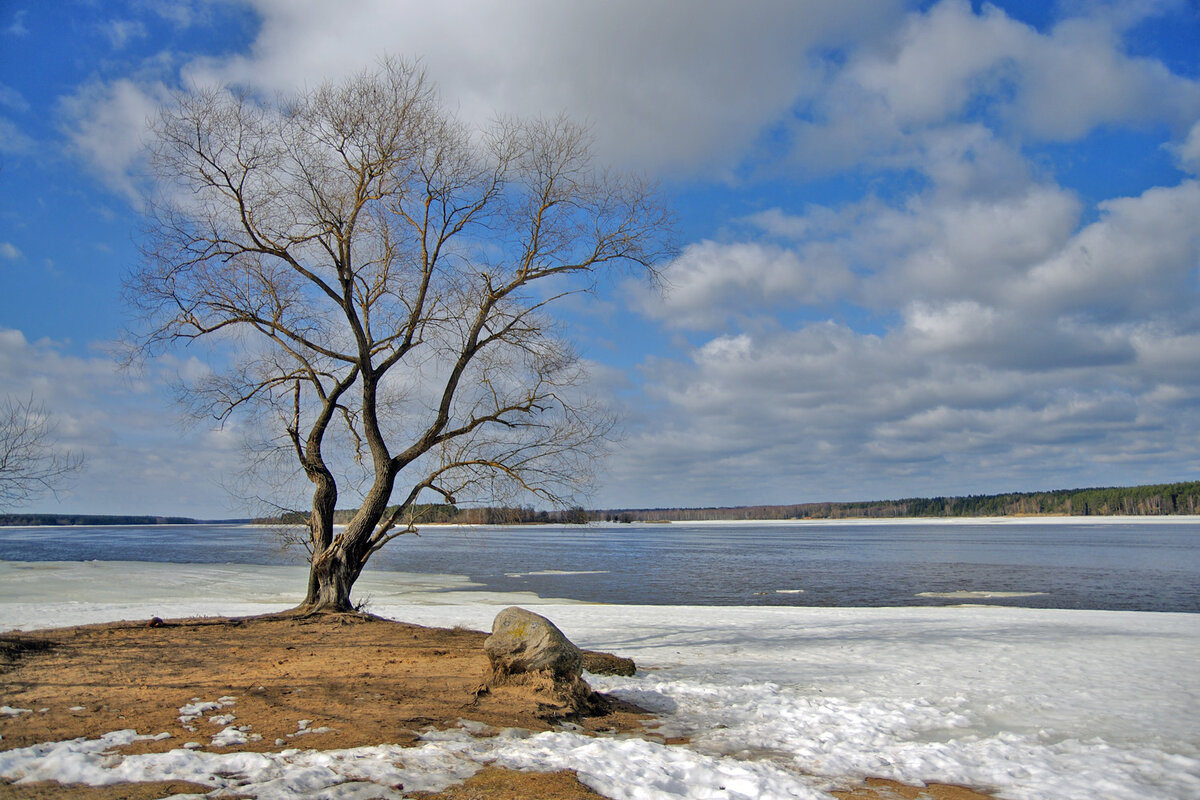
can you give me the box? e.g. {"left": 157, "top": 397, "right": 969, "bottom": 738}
{"left": 0, "top": 612, "right": 993, "bottom": 800}
{"left": 0, "top": 612, "right": 645, "bottom": 756}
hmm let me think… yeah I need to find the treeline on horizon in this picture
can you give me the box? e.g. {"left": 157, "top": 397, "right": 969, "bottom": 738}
{"left": 6, "top": 480, "right": 1199, "bottom": 527}
{"left": 599, "top": 480, "right": 1200, "bottom": 521}
{"left": 267, "top": 505, "right": 593, "bottom": 526}
{"left": 264, "top": 480, "right": 1200, "bottom": 525}
{"left": 0, "top": 514, "right": 203, "bottom": 526}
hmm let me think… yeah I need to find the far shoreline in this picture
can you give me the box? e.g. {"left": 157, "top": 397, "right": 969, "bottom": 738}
{"left": 6, "top": 513, "right": 1200, "bottom": 529}
{"left": 667, "top": 514, "right": 1200, "bottom": 525}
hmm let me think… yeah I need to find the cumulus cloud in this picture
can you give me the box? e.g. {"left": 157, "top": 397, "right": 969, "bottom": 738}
{"left": 56, "top": 0, "right": 900, "bottom": 192}
{"left": 172, "top": 0, "right": 899, "bottom": 176}
{"left": 1014, "top": 15, "right": 1199, "bottom": 139}
{"left": 851, "top": 1, "right": 1028, "bottom": 128}
{"left": 0, "top": 242, "right": 21, "bottom": 260}
{"left": 787, "top": 0, "right": 1200, "bottom": 173}
{"left": 712, "top": 156, "right": 1199, "bottom": 334}
{"left": 635, "top": 240, "right": 854, "bottom": 329}
{"left": 64, "top": 0, "right": 1200, "bottom": 197}
{"left": 1018, "top": 180, "right": 1200, "bottom": 318}
{"left": 604, "top": 127, "right": 1200, "bottom": 507}
{"left": 39, "top": 0, "right": 1200, "bottom": 509}
{"left": 601, "top": 300, "right": 1200, "bottom": 507}
{"left": 0, "top": 328, "right": 242, "bottom": 516}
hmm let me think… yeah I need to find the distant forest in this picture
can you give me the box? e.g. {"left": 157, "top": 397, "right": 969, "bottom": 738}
{"left": 0, "top": 514, "right": 202, "bottom": 526}
{"left": 593, "top": 480, "right": 1200, "bottom": 522}
{"left": 5, "top": 480, "right": 1199, "bottom": 526}
{"left": 267, "top": 480, "right": 1200, "bottom": 525}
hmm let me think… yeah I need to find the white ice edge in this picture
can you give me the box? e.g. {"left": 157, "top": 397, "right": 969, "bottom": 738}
{"left": 661, "top": 515, "right": 1200, "bottom": 526}
{"left": 8, "top": 515, "right": 1197, "bottom": 533}
{"left": 0, "top": 561, "right": 1198, "bottom": 800}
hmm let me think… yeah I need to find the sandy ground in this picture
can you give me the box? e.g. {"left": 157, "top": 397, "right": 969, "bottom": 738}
{"left": 0, "top": 613, "right": 992, "bottom": 800}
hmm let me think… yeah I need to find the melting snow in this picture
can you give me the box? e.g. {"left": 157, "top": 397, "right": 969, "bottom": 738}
{"left": 0, "top": 563, "right": 1197, "bottom": 798}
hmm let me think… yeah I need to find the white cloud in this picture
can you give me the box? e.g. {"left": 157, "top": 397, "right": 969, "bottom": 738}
{"left": 1018, "top": 180, "right": 1200, "bottom": 317}
{"left": 63, "top": 1, "right": 1200, "bottom": 198}
{"left": 900, "top": 301, "right": 1135, "bottom": 370}
{"left": 606, "top": 150, "right": 1200, "bottom": 507}
{"left": 140, "top": 0, "right": 208, "bottom": 30}
{"left": 1015, "top": 15, "right": 1200, "bottom": 140}
{"left": 58, "top": 78, "right": 169, "bottom": 203}
{"left": 0, "top": 328, "right": 243, "bottom": 516}
{"left": 851, "top": 0, "right": 1028, "bottom": 128}
{"left": 1172, "top": 119, "right": 1200, "bottom": 175}
{"left": 42, "top": 0, "right": 1200, "bottom": 509}
{"left": 635, "top": 240, "right": 853, "bottom": 330}
{"left": 730, "top": 160, "right": 1198, "bottom": 332}
{"left": 168, "top": 0, "right": 901, "bottom": 176}
{"left": 0, "top": 242, "right": 21, "bottom": 260}
{"left": 786, "top": 0, "right": 1200, "bottom": 173}
{"left": 600, "top": 300, "right": 1200, "bottom": 507}
{"left": 858, "top": 180, "right": 1081, "bottom": 308}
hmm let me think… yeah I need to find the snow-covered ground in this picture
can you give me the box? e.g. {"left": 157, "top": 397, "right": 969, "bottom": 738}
{"left": 1, "top": 560, "right": 1198, "bottom": 800}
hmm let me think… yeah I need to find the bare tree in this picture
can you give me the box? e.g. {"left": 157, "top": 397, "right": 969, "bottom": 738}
{"left": 0, "top": 395, "right": 84, "bottom": 509}
{"left": 129, "top": 59, "right": 672, "bottom": 613}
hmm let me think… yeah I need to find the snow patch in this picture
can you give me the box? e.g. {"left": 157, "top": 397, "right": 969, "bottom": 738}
{"left": 1, "top": 564, "right": 1198, "bottom": 799}
{"left": 209, "top": 726, "right": 248, "bottom": 747}
{"left": 917, "top": 591, "right": 1048, "bottom": 599}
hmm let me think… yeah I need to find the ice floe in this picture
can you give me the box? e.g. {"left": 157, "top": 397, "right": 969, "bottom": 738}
{"left": 0, "top": 562, "right": 1197, "bottom": 799}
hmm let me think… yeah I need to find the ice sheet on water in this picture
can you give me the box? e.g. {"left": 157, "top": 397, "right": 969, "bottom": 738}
{"left": 916, "top": 590, "right": 1048, "bottom": 599}
{"left": 0, "top": 560, "right": 582, "bottom": 631}
{"left": 587, "top": 672, "right": 1200, "bottom": 798}
{"left": 503, "top": 569, "right": 610, "bottom": 577}
{"left": 680, "top": 515, "right": 1200, "bottom": 527}
{"left": 1, "top": 563, "right": 1198, "bottom": 798}
{"left": 393, "top": 603, "right": 1200, "bottom": 799}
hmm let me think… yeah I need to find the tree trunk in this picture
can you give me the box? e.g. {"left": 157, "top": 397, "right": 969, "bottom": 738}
{"left": 295, "top": 468, "right": 397, "bottom": 614}
{"left": 297, "top": 543, "right": 361, "bottom": 613}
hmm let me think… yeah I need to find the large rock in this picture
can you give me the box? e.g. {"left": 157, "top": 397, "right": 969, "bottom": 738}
{"left": 483, "top": 606, "right": 600, "bottom": 718}
{"left": 484, "top": 606, "right": 583, "bottom": 680}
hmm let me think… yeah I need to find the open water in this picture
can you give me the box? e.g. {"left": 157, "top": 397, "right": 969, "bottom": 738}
{"left": 0, "top": 518, "right": 1197, "bottom": 612}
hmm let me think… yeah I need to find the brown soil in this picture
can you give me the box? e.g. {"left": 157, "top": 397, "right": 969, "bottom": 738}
{"left": 0, "top": 613, "right": 994, "bottom": 800}
{"left": 0, "top": 781, "right": 235, "bottom": 799}
{"left": 0, "top": 613, "right": 645, "bottom": 754}
{"left": 831, "top": 777, "right": 995, "bottom": 800}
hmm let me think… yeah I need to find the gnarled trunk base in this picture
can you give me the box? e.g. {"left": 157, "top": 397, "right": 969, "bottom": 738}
{"left": 295, "top": 546, "right": 360, "bottom": 614}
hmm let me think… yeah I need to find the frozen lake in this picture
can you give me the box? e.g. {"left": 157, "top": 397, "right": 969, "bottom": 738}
{"left": 0, "top": 560, "right": 1197, "bottom": 800}
{"left": 1, "top": 518, "right": 1198, "bottom": 799}
{"left": 2, "top": 517, "right": 1199, "bottom": 610}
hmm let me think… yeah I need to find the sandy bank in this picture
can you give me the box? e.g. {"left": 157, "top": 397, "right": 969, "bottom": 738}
{"left": 0, "top": 613, "right": 995, "bottom": 800}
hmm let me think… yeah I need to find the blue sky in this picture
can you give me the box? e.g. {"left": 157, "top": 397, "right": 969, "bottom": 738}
{"left": 2, "top": 0, "right": 1200, "bottom": 516}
